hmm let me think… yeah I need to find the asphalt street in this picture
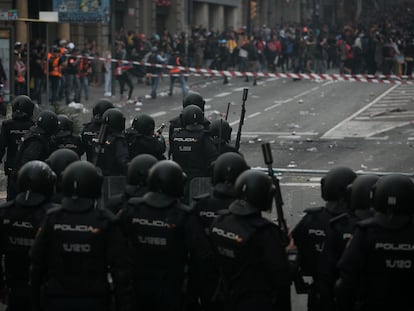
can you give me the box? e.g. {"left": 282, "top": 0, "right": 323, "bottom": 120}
{"left": 2, "top": 73, "right": 414, "bottom": 310}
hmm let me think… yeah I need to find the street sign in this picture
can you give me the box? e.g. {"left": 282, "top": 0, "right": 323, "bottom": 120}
{"left": 0, "top": 10, "right": 18, "bottom": 21}
{"left": 53, "top": 0, "right": 110, "bottom": 23}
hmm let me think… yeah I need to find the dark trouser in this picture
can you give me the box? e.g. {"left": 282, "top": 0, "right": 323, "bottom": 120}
{"left": 6, "top": 170, "right": 17, "bottom": 201}
{"left": 49, "top": 75, "right": 61, "bottom": 104}
{"left": 151, "top": 76, "right": 159, "bottom": 98}
{"left": 8, "top": 285, "right": 31, "bottom": 311}
{"left": 135, "top": 279, "right": 183, "bottom": 311}
{"left": 45, "top": 296, "right": 108, "bottom": 311}
{"left": 117, "top": 73, "right": 133, "bottom": 100}
{"left": 232, "top": 293, "right": 274, "bottom": 311}
{"left": 32, "top": 76, "right": 45, "bottom": 104}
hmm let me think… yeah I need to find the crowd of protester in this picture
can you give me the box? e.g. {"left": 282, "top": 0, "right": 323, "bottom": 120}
{"left": 9, "top": 3, "right": 414, "bottom": 106}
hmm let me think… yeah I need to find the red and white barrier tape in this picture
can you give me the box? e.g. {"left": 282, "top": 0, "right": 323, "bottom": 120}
{"left": 81, "top": 54, "right": 414, "bottom": 85}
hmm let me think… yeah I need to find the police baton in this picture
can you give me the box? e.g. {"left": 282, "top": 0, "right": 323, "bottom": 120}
{"left": 234, "top": 88, "right": 248, "bottom": 152}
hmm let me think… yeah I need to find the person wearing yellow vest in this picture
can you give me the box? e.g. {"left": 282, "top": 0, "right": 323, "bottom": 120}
{"left": 14, "top": 51, "right": 26, "bottom": 96}
{"left": 168, "top": 51, "right": 187, "bottom": 98}
{"left": 49, "top": 47, "right": 64, "bottom": 105}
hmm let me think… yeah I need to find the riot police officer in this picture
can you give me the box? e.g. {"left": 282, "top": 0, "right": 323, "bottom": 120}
{"left": 117, "top": 160, "right": 213, "bottom": 311}
{"left": 16, "top": 110, "right": 58, "bottom": 169}
{"left": 191, "top": 152, "right": 249, "bottom": 311}
{"left": 336, "top": 174, "right": 414, "bottom": 311}
{"left": 291, "top": 166, "right": 356, "bottom": 311}
{"left": 45, "top": 148, "right": 79, "bottom": 203}
{"left": 30, "top": 161, "right": 133, "bottom": 311}
{"left": 171, "top": 104, "right": 218, "bottom": 202}
{"left": 209, "top": 169, "right": 291, "bottom": 311}
{"left": 81, "top": 98, "right": 114, "bottom": 162}
{"left": 125, "top": 114, "right": 166, "bottom": 160}
{"left": 168, "top": 91, "right": 210, "bottom": 159}
{"left": 105, "top": 154, "right": 158, "bottom": 214}
{"left": 316, "top": 174, "right": 379, "bottom": 311}
{"left": 0, "top": 160, "right": 56, "bottom": 311}
{"left": 0, "top": 95, "right": 34, "bottom": 200}
{"left": 192, "top": 152, "right": 249, "bottom": 234}
{"left": 209, "top": 118, "right": 237, "bottom": 154}
{"left": 95, "top": 108, "right": 129, "bottom": 176}
{"left": 55, "top": 114, "right": 84, "bottom": 156}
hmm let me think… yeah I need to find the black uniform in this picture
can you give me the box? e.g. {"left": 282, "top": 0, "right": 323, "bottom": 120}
{"left": 16, "top": 126, "right": 56, "bottom": 168}
{"left": 168, "top": 115, "right": 210, "bottom": 159}
{"left": 81, "top": 120, "right": 101, "bottom": 162}
{"left": 171, "top": 127, "right": 218, "bottom": 180}
{"left": 316, "top": 174, "right": 378, "bottom": 311}
{"left": 192, "top": 184, "right": 237, "bottom": 235}
{"left": 95, "top": 132, "right": 129, "bottom": 176}
{"left": 105, "top": 184, "right": 149, "bottom": 215}
{"left": 0, "top": 193, "right": 52, "bottom": 310}
{"left": 316, "top": 209, "right": 373, "bottom": 311}
{"left": 336, "top": 214, "right": 414, "bottom": 311}
{"left": 291, "top": 201, "right": 348, "bottom": 309}
{"left": 291, "top": 166, "right": 356, "bottom": 311}
{"left": 54, "top": 131, "right": 84, "bottom": 157}
{"left": 125, "top": 127, "right": 166, "bottom": 160}
{"left": 117, "top": 193, "right": 213, "bottom": 311}
{"left": 336, "top": 174, "right": 414, "bottom": 311}
{"left": 0, "top": 118, "right": 34, "bottom": 200}
{"left": 210, "top": 201, "right": 291, "bottom": 311}
{"left": 30, "top": 197, "right": 133, "bottom": 311}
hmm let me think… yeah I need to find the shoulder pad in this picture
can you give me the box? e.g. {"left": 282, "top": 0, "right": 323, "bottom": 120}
{"left": 217, "top": 209, "right": 231, "bottom": 216}
{"left": 330, "top": 212, "right": 349, "bottom": 224}
{"left": 192, "top": 193, "right": 210, "bottom": 202}
{"left": 0, "top": 200, "right": 15, "bottom": 210}
{"left": 97, "top": 207, "right": 116, "bottom": 221}
{"left": 128, "top": 197, "right": 144, "bottom": 206}
{"left": 356, "top": 217, "right": 376, "bottom": 228}
{"left": 177, "top": 203, "right": 192, "bottom": 213}
{"left": 46, "top": 205, "right": 63, "bottom": 215}
{"left": 303, "top": 206, "right": 324, "bottom": 214}
{"left": 250, "top": 217, "right": 275, "bottom": 229}
{"left": 44, "top": 203, "right": 60, "bottom": 211}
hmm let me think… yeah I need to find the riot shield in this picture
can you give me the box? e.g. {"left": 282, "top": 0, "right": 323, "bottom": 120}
{"left": 188, "top": 177, "right": 212, "bottom": 204}
{"left": 100, "top": 176, "right": 127, "bottom": 207}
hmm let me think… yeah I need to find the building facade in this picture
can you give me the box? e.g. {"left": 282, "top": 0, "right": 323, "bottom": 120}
{"left": 1, "top": 0, "right": 413, "bottom": 49}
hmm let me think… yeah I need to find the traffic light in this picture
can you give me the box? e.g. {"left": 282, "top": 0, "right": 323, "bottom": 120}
{"left": 250, "top": 0, "right": 257, "bottom": 19}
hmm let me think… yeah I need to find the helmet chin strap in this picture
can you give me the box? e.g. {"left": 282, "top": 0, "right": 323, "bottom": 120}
{"left": 25, "top": 190, "right": 31, "bottom": 201}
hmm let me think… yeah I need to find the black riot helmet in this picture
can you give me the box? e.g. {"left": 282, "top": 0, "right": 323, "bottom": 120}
{"left": 127, "top": 154, "right": 158, "bottom": 186}
{"left": 62, "top": 161, "right": 103, "bottom": 199}
{"left": 132, "top": 114, "right": 155, "bottom": 136}
{"left": 372, "top": 174, "right": 414, "bottom": 214}
{"left": 183, "top": 91, "right": 205, "bottom": 111}
{"left": 102, "top": 108, "right": 125, "bottom": 132}
{"left": 210, "top": 119, "right": 232, "bottom": 143}
{"left": 36, "top": 110, "right": 59, "bottom": 136}
{"left": 182, "top": 104, "right": 204, "bottom": 130}
{"left": 233, "top": 170, "right": 274, "bottom": 213}
{"left": 347, "top": 174, "right": 379, "bottom": 211}
{"left": 46, "top": 148, "right": 79, "bottom": 180}
{"left": 92, "top": 98, "right": 114, "bottom": 121}
{"left": 147, "top": 160, "right": 186, "bottom": 198}
{"left": 17, "top": 160, "right": 56, "bottom": 198}
{"left": 12, "top": 95, "right": 34, "bottom": 119}
{"left": 57, "top": 114, "right": 74, "bottom": 134}
{"left": 321, "top": 166, "right": 357, "bottom": 201}
{"left": 212, "top": 152, "right": 249, "bottom": 185}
